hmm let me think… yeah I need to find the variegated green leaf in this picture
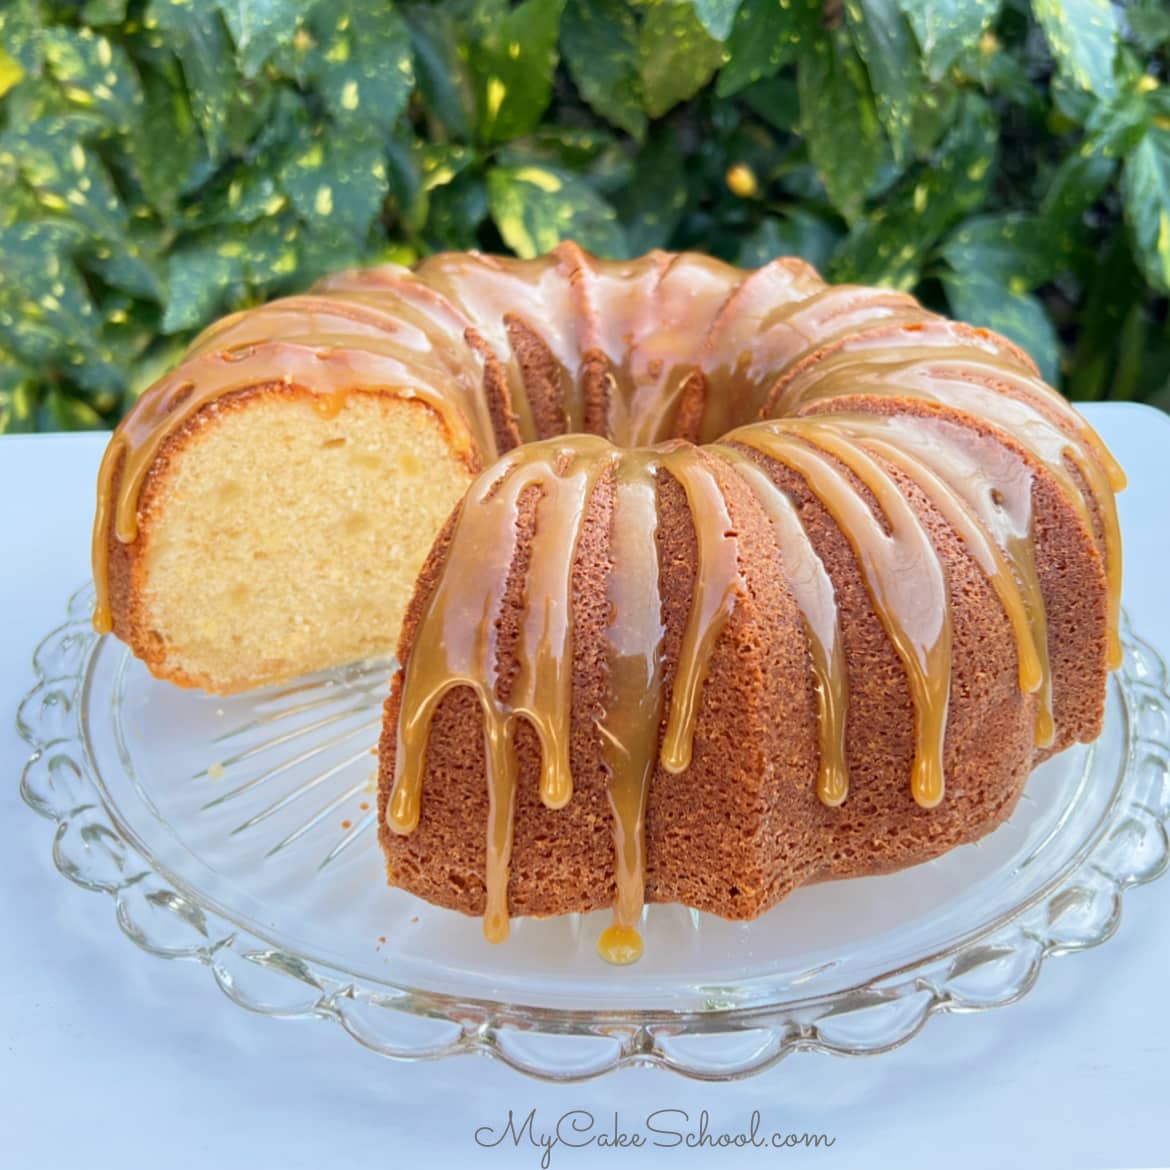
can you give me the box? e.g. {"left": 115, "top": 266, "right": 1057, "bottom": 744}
{"left": 941, "top": 212, "right": 1070, "bottom": 287}
{"left": 690, "top": 0, "right": 744, "bottom": 41}
{"left": 0, "top": 354, "right": 38, "bottom": 434}
{"left": 611, "top": 128, "right": 688, "bottom": 252}
{"left": 0, "top": 0, "right": 44, "bottom": 75}
{"left": 162, "top": 237, "right": 249, "bottom": 334}
{"left": 1033, "top": 0, "right": 1119, "bottom": 99}
{"left": 0, "top": 219, "right": 121, "bottom": 394}
{"left": 844, "top": 0, "right": 923, "bottom": 164}
{"left": 942, "top": 269, "right": 1060, "bottom": 382}
{"left": 383, "top": 133, "right": 473, "bottom": 233}
{"left": 1042, "top": 150, "right": 1116, "bottom": 226}
{"left": 280, "top": 131, "right": 389, "bottom": 239}
{"left": 900, "top": 0, "right": 999, "bottom": 82}
{"left": 1129, "top": 2, "right": 1170, "bottom": 53}
{"left": 487, "top": 164, "right": 625, "bottom": 258}
{"left": 148, "top": 0, "right": 242, "bottom": 162}
{"left": 738, "top": 212, "right": 840, "bottom": 271}
{"left": 798, "top": 31, "right": 885, "bottom": 223}
{"left": 41, "top": 25, "right": 143, "bottom": 129}
{"left": 717, "top": 0, "right": 817, "bottom": 97}
{"left": 11, "top": 124, "right": 124, "bottom": 238}
{"left": 639, "top": 1, "right": 724, "bottom": 119}
{"left": 127, "top": 62, "right": 209, "bottom": 212}
{"left": 88, "top": 218, "right": 166, "bottom": 302}
{"left": 405, "top": 5, "right": 475, "bottom": 139}
{"left": 832, "top": 95, "right": 997, "bottom": 286}
{"left": 82, "top": 0, "right": 128, "bottom": 23}
{"left": 42, "top": 387, "right": 107, "bottom": 430}
{"left": 472, "top": 0, "right": 565, "bottom": 144}
{"left": 1121, "top": 125, "right": 1170, "bottom": 290}
{"left": 561, "top": 0, "right": 645, "bottom": 138}
{"left": 425, "top": 173, "right": 489, "bottom": 251}
{"left": 303, "top": 0, "right": 414, "bottom": 132}
{"left": 217, "top": 0, "right": 305, "bottom": 79}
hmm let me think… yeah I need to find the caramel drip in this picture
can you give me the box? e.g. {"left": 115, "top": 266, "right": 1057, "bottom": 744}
{"left": 187, "top": 294, "right": 437, "bottom": 355}
{"left": 654, "top": 445, "right": 743, "bottom": 775}
{"left": 696, "top": 282, "right": 922, "bottom": 444}
{"left": 93, "top": 251, "right": 1124, "bottom": 658}
{"left": 727, "top": 420, "right": 953, "bottom": 808}
{"left": 817, "top": 411, "right": 1055, "bottom": 746}
{"left": 186, "top": 291, "right": 491, "bottom": 441}
{"left": 389, "top": 436, "right": 744, "bottom": 948}
{"left": 710, "top": 445, "right": 850, "bottom": 805}
{"left": 595, "top": 923, "right": 644, "bottom": 965}
{"left": 759, "top": 315, "right": 1023, "bottom": 416}
{"left": 596, "top": 462, "right": 665, "bottom": 962}
{"left": 688, "top": 260, "right": 826, "bottom": 443}
{"left": 569, "top": 251, "right": 665, "bottom": 443}
{"left": 587, "top": 252, "right": 749, "bottom": 447}
{"left": 758, "top": 283, "right": 917, "bottom": 337}
{"left": 776, "top": 351, "right": 1124, "bottom": 668}
{"left": 774, "top": 333, "right": 1124, "bottom": 499}
{"left": 860, "top": 438, "right": 1051, "bottom": 721}
{"left": 309, "top": 270, "right": 500, "bottom": 456}
{"left": 91, "top": 247, "right": 1129, "bottom": 961}
{"left": 387, "top": 436, "right": 614, "bottom": 942}
{"left": 413, "top": 247, "right": 594, "bottom": 445}
{"left": 1070, "top": 447, "right": 1124, "bottom": 670}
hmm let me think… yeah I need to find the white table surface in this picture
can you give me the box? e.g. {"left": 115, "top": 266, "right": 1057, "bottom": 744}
{"left": 1, "top": 402, "right": 1168, "bottom": 1170}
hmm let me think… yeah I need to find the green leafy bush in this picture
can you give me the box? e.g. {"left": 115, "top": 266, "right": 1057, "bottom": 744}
{"left": 2, "top": 0, "right": 1170, "bottom": 431}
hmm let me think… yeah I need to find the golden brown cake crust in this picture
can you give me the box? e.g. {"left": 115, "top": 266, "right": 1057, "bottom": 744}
{"left": 90, "top": 245, "right": 1122, "bottom": 939}
{"left": 377, "top": 434, "right": 1055, "bottom": 920}
{"left": 371, "top": 248, "right": 1121, "bottom": 937}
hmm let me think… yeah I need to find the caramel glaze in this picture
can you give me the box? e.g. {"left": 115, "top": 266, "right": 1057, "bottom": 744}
{"left": 92, "top": 245, "right": 1126, "bottom": 961}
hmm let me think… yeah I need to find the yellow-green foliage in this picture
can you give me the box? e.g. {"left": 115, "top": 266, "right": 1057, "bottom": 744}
{"left": 3, "top": 0, "right": 1170, "bottom": 431}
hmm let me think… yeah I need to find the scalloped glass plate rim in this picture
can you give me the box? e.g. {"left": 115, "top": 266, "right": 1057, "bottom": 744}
{"left": 17, "top": 585, "right": 1170, "bottom": 1076}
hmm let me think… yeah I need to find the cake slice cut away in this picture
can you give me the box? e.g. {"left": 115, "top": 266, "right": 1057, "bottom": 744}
{"left": 96, "top": 385, "right": 476, "bottom": 693}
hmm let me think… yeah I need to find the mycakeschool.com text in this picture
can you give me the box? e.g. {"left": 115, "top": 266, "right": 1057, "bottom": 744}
{"left": 473, "top": 1109, "right": 838, "bottom": 1166}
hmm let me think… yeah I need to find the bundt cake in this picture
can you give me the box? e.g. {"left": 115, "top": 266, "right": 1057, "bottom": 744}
{"left": 92, "top": 244, "right": 1125, "bottom": 965}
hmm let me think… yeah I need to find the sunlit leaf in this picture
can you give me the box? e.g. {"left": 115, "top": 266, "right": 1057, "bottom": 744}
{"left": 1033, "top": 0, "right": 1119, "bottom": 99}
{"left": 900, "top": 0, "right": 999, "bottom": 82}
{"left": 639, "top": 1, "right": 724, "bottom": 119}
{"left": 472, "top": 0, "right": 564, "bottom": 144}
{"left": 690, "top": 0, "right": 744, "bottom": 42}
{"left": 487, "top": 164, "right": 625, "bottom": 258}
{"left": 1122, "top": 125, "right": 1170, "bottom": 290}
{"left": 303, "top": 0, "right": 414, "bottom": 132}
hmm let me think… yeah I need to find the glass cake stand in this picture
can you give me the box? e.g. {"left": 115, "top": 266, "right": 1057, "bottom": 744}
{"left": 17, "top": 584, "right": 1170, "bottom": 1081}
